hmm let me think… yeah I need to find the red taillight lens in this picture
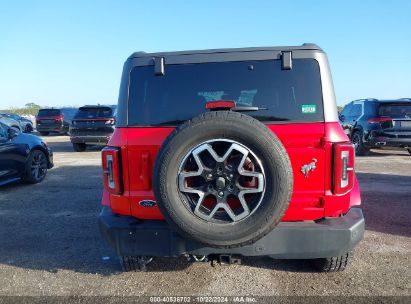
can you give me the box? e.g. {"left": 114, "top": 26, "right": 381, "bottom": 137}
{"left": 105, "top": 118, "right": 115, "bottom": 125}
{"left": 206, "top": 100, "right": 236, "bottom": 110}
{"left": 333, "top": 143, "right": 354, "bottom": 195}
{"left": 102, "top": 147, "right": 122, "bottom": 194}
{"left": 367, "top": 117, "right": 392, "bottom": 123}
{"left": 50, "top": 115, "right": 64, "bottom": 121}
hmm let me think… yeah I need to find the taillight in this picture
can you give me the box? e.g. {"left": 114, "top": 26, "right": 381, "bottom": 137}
{"left": 333, "top": 143, "right": 354, "bottom": 195}
{"left": 52, "top": 115, "right": 64, "bottom": 121}
{"left": 206, "top": 100, "right": 236, "bottom": 110}
{"left": 102, "top": 147, "right": 122, "bottom": 194}
{"left": 105, "top": 118, "right": 115, "bottom": 125}
{"left": 368, "top": 117, "right": 392, "bottom": 123}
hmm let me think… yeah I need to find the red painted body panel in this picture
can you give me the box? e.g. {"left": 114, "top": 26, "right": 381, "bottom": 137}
{"left": 104, "top": 129, "right": 131, "bottom": 216}
{"left": 102, "top": 121, "right": 361, "bottom": 221}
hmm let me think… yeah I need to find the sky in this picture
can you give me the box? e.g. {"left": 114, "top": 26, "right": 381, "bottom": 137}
{"left": 0, "top": 0, "right": 410, "bottom": 109}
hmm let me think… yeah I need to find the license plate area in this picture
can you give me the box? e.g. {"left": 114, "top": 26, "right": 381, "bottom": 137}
{"left": 399, "top": 121, "right": 411, "bottom": 127}
{"left": 40, "top": 120, "right": 56, "bottom": 124}
{"left": 393, "top": 120, "right": 411, "bottom": 128}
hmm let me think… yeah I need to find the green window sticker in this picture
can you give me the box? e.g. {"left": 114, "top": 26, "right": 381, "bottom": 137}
{"left": 302, "top": 104, "right": 317, "bottom": 114}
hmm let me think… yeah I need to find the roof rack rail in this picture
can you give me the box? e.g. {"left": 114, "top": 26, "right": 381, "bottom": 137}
{"left": 302, "top": 43, "right": 320, "bottom": 48}
{"left": 353, "top": 98, "right": 378, "bottom": 102}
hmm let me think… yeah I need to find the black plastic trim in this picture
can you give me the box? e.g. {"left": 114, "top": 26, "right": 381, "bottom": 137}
{"left": 98, "top": 207, "right": 364, "bottom": 259}
{"left": 282, "top": 51, "right": 292, "bottom": 70}
{"left": 154, "top": 57, "right": 165, "bottom": 76}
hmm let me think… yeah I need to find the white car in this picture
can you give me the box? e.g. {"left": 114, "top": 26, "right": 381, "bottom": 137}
{"left": 1, "top": 113, "right": 34, "bottom": 132}
{"left": 0, "top": 114, "right": 22, "bottom": 132}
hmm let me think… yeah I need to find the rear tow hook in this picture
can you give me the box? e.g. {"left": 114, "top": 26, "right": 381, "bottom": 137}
{"left": 210, "top": 254, "right": 242, "bottom": 266}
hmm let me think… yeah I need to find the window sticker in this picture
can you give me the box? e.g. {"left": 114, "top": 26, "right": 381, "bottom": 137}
{"left": 302, "top": 104, "right": 317, "bottom": 114}
{"left": 198, "top": 91, "right": 225, "bottom": 102}
{"left": 238, "top": 89, "right": 257, "bottom": 106}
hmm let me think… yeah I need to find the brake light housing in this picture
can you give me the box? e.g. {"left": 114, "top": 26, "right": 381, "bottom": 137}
{"left": 102, "top": 147, "right": 122, "bottom": 194}
{"left": 367, "top": 117, "right": 392, "bottom": 124}
{"left": 105, "top": 118, "right": 116, "bottom": 125}
{"left": 206, "top": 100, "right": 236, "bottom": 110}
{"left": 333, "top": 143, "right": 354, "bottom": 195}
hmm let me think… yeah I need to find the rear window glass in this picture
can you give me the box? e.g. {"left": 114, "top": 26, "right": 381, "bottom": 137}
{"left": 379, "top": 103, "right": 411, "bottom": 118}
{"left": 74, "top": 107, "right": 114, "bottom": 119}
{"left": 37, "top": 109, "right": 61, "bottom": 117}
{"left": 61, "top": 108, "right": 77, "bottom": 120}
{"left": 128, "top": 59, "right": 324, "bottom": 126}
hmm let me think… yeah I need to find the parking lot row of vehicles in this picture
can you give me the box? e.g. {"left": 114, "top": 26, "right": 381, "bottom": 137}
{"left": 35, "top": 105, "right": 116, "bottom": 152}
{"left": 6, "top": 97, "right": 411, "bottom": 157}
{"left": 0, "top": 104, "right": 116, "bottom": 186}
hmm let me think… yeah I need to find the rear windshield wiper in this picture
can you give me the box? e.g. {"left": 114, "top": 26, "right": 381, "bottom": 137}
{"left": 232, "top": 106, "right": 268, "bottom": 112}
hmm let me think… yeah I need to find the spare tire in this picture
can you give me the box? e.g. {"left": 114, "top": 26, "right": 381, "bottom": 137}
{"left": 153, "top": 111, "right": 293, "bottom": 248}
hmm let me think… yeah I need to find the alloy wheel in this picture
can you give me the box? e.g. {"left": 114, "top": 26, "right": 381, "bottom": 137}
{"left": 177, "top": 139, "right": 265, "bottom": 223}
{"left": 31, "top": 151, "right": 48, "bottom": 181}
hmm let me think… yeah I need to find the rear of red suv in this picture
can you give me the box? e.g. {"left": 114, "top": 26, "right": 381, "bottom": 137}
{"left": 98, "top": 44, "right": 364, "bottom": 272}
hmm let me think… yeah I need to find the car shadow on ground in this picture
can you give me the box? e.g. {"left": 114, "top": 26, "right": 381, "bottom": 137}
{"left": 146, "top": 256, "right": 317, "bottom": 273}
{"left": 0, "top": 165, "right": 120, "bottom": 275}
{"left": 32, "top": 132, "right": 105, "bottom": 153}
{"left": 356, "top": 172, "right": 411, "bottom": 238}
{"left": 0, "top": 164, "right": 409, "bottom": 275}
{"left": 363, "top": 149, "right": 410, "bottom": 157}
{"left": 46, "top": 139, "right": 104, "bottom": 153}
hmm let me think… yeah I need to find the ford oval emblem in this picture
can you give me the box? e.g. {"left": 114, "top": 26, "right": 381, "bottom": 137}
{"left": 139, "top": 200, "right": 157, "bottom": 208}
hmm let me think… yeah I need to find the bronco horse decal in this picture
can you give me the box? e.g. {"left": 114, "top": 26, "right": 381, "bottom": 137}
{"left": 301, "top": 158, "right": 317, "bottom": 178}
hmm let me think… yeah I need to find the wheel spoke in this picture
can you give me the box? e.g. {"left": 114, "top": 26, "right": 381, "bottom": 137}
{"left": 207, "top": 201, "right": 237, "bottom": 221}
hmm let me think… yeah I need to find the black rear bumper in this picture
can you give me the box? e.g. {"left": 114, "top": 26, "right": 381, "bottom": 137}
{"left": 98, "top": 207, "right": 364, "bottom": 259}
{"left": 36, "top": 124, "right": 67, "bottom": 133}
{"left": 367, "top": 137, "right": 411, "bottom": 148}
{"left": 70, "top": 134, "right": 111, "bottom": 145}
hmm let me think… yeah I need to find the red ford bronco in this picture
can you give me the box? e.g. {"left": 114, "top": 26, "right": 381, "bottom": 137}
{"left": 98, "top": 44, "right": 364, "bottom": 272}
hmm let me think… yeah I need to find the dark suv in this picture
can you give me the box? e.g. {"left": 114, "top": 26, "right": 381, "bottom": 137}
{"left": 98, "top": 44, "right": 364, "bottom": 272}
{"left": 340, "top": 98, "right": 411, "bottom": 155}
{"left": 36, "top": 108, "right": 76, "bottom": 135}
{"left": 69, "top": 105, "right": 116, "bottom": 152}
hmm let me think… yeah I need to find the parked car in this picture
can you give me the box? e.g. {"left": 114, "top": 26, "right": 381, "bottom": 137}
{"left": 69, "top": 105, "right": 116, "bottom": 152}
{"left": 35, "top": 108, "right": 76, "bottom": 135}
{"left": 0, "top": 114, "right": 22, "bottom": 132}
{"left": 98, "top": 44, "right": 364, "bottom": 273}
{"left": 340, "top": 98, "right": 411, "bottom": 155}
{"left": 0, "top": 122, "right": 53, "bottom": 186}
{"left": 0, "top": 113, "right": 33, "bottom": 133}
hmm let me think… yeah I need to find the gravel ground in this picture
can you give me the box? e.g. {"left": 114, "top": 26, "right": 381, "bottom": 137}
{"left": 0, "top": 136, "right": 410, "bottom": 299}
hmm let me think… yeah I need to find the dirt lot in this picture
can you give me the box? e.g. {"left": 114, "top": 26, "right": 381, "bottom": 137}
{"left": 0, "top": 135, "right": 410, "bottom": 298}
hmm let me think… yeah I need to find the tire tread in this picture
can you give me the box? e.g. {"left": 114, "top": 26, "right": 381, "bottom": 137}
{"left": 153, "top": 111, "right": 293, "bottom": 248}
{"left": 313, "top": 252, "right": 353, "bottom": 272}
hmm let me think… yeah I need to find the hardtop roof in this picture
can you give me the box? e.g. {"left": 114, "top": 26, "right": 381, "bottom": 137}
{"left": 128, "top": 43, "right": 322, "bottom": 59}
{"left": 353, "top": 98, "right": 411, "bottom": 104}
{"left": 78, "top": 105, "right": 116, "bottom": 109}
